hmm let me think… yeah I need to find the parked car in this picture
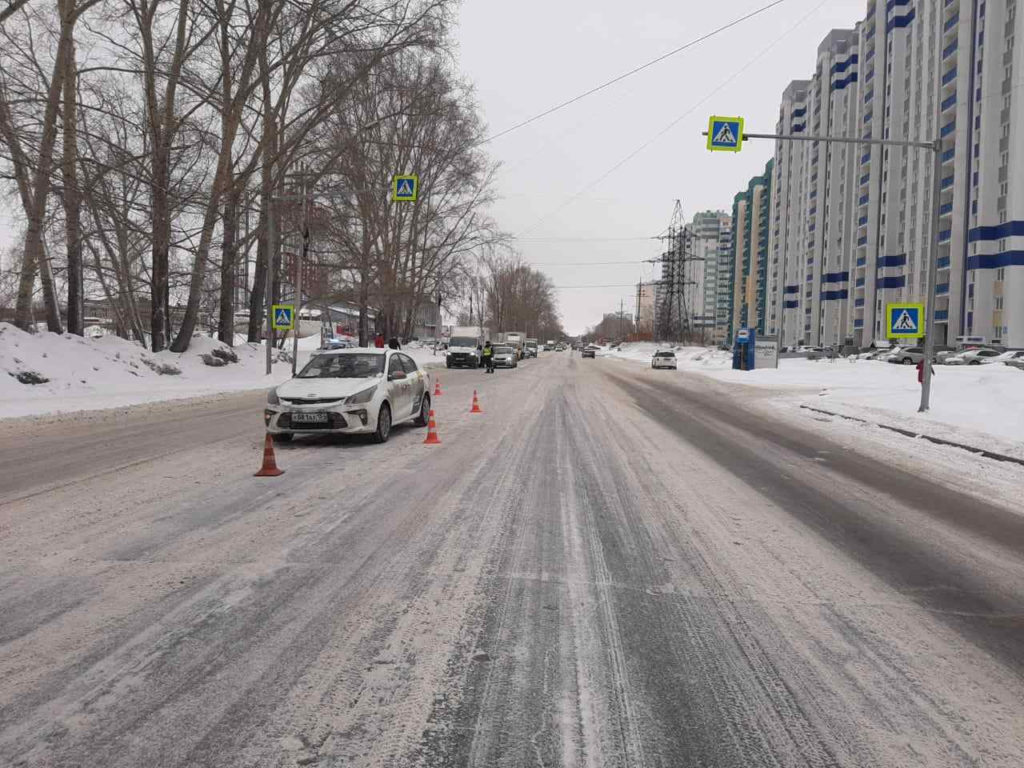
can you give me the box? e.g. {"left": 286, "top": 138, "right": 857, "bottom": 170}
{"left": 581, "top": 347, "right": 596, "bottom": 359}
{"left": 945, "top": 347, "right": 1005, "bottom": 365}
{"left": 651, "top": 350, "right": 677, "bottom": 370}
{"left": 1004, "top": 351, "right": 1024, "bottom": 370}
{"left": 492, "top": 345, "right": 518, "bottom": 368}
{"left": 265, "top": 349, "right": 430, "bottom": 444}
{"left": 885, "top": 346, "right": 924, "bottom": 365}
{"left": 321, "top": 336, "right": 355, "bottom": 350}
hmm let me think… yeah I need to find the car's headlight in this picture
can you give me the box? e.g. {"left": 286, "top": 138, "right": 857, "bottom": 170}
{"left": 267, "top": 388, "right": 280, "bottom": 405}
{"left": 345, "top": 385, "right": 377, "bottom": 405}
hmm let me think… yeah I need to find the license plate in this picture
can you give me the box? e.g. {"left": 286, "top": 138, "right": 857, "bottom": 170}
{"left": 291, "top": 411, "right": 328, "bottom": 424}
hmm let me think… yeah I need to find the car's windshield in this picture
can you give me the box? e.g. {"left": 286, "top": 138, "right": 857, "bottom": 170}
{"left": 495, "top": 346, "right": 513, "bottom": 354}
{"left": 450, "top": 336, "right": 477, "bottom": 347}
{"left": 655, "top": 352, "right": 675, "bottom": 357}
{"left": 297, "top": 353, "right": 384, "bottom": 379}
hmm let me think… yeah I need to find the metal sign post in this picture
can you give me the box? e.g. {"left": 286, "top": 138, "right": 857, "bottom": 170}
{"left": 703, "top": 124, "right": 941, "bottom": 411}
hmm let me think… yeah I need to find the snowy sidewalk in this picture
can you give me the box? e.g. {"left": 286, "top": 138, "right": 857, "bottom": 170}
{"left": 0, "top": 324, "right": 444, "bottom": 420}
{"left": 602, "top": 342, "right": 1024, "bottom": 460}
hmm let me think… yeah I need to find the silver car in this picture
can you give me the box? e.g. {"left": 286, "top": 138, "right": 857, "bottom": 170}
{"left": 492, "top": 345, "right": 518, "bottom": 368}
{"left": 265, "top": 349, "right": 430, "bottom": 443}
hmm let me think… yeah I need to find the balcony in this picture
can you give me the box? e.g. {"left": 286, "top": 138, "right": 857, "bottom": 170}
{"left": 941, "top": 148, "right": 955, "bottom": 163}
{"left": 941, "top": 93, "right": 957, "bottom": 112}
{"left": 938, "top": 229, "right": 952, "bottom": 243}
{"left": 857, "top": 236, "right": 868, "bottom": 246}
{"left": 940, "top": 176, "right": 955, "bottom": 190}
{"left": 936, "top": 283, "right": 950, "bottom": 295}
{"left": 944, "top": 13, "right": 959, "bottom": 32}
{"left": 942, "top": 67, "right": 958, "bottom": 86}
{"left": 940, "top": 121, "right": 957, "bottom": 137}
{"left": 937, "top": 255, "right": 951, "bottom": 269}
{"left": 943, "top": 40, "right": 958, "bottom": 60}
{"left": 935, "top": 309, "right": 949, "bottom": 321}
{"left": 939, "top": 202, "right": 954, "bottom": 216}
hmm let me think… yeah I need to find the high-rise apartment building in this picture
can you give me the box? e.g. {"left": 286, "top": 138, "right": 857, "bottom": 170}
{"left": 767, "top": 1, "right": 1024, "bottom": 348}
{"left": 727, "top": 161, "right": 773, "bottom": 341}
{"left": 691, "top": 210, "right": 732, "bottom": 335}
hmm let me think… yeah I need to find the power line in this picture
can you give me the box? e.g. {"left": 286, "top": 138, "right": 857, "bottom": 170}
{"left": 532, "top": 260, "right": 650, "bottom": 266}
{"left": 554, "top": 283, "right": 642, "bottom": 289}
{"left": 515, "top": 0, "right": 829, "bottom": 238}
{"left": 513, "top": 236, "right": 659, "bottom": 243}
{"left": 480, "top": 0, "right": 789, "bottom": 145}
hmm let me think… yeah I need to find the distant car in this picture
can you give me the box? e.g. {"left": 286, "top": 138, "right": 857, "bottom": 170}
{"left": 321, "top": 337, "right": 355, "bottom": 350}
{"left": 265, "top": 349, "right": 430, "bottom": 444}
{"left": 581, "top": 347, "right": 596, "bottom": 359}
{"left": 945, "top": 348, "right": 1004, "bottom": 365}
{"left": 492, "top": 345, "right": 518, "bottom": 368}
{"left": 651, "top": 351, "right": 677, "bottom": 370}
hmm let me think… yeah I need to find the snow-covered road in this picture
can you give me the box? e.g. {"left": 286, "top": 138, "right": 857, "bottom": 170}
{"left": 1, "top": 353, "right": 1022, "bottom": 766}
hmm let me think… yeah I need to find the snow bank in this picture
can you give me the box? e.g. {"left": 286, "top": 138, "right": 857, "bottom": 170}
{"left": 604, "top": 342, "right": 1024, "bottom": 457}
{"left": 0, "top": 324, "right": 293, "bottom": 419}
{"left": 0, "top": 325, "right": 446, "bottom": 419}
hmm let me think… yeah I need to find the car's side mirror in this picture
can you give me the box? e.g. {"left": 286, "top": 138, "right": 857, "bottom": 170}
{"left": 388, "top": 370, "right": 407, "bottom": 381}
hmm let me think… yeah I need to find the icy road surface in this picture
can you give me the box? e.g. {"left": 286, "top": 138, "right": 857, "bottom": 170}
{"left": 1, "top": 353, "right": 1022, "bottom": 767}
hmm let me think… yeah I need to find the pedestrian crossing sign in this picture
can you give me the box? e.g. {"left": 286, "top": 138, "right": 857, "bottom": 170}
{"left": 707, "top": 116, "right": 744, "bottom": 152}
{"left": 886, "top": 303, "right": 924, "bottom": 339}
{"left": 392, "top": 174, "right": 419, "bottom": 202}
{"left": 271, "top": 304, "right": 295, "bottom": 331}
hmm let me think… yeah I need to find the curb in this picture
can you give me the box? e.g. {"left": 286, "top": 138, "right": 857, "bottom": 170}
{"left": 799, "top": 405, "right": 1024, "bottom": 468}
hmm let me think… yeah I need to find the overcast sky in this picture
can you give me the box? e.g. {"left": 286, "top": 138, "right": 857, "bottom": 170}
{"left": 456, "top": 0, "right": 867, "bottom": 334}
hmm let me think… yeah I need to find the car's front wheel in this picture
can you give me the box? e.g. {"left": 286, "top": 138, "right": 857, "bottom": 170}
{"left": 413, "top": 394, "right": 430, "bottom": 427}
{"left": 373, "top": 403, "right": 392, "bottom": 443}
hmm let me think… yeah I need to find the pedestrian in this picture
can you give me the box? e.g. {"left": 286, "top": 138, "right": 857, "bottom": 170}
{"left": 388, "top": 337, "right": 401, "bottom": 350}
{"left": 482, "top": 341, "right": 494, "bottom": 374}
{"left": 916, "top": 358, "right": 934, "bottom": 384}
{"left": 374, "top": 333, "right": 385, "bottom": 349}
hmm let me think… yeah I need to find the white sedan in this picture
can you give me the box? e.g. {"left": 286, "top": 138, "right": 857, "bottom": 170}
{"left": 265, "top": 349, "right": 430, "bottom": 443}
{"left": 651, "top": 350, "right": 677, "bottom": 369}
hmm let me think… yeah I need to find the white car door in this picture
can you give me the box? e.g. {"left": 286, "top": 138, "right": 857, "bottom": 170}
{"left": 400, "top": 354, "right": 426, "bottom": 418}
{"left": 386, "top": 353, "right": 412, "bottom": 418}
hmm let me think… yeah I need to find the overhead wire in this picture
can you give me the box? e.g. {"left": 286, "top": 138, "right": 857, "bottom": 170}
{"left": 516, "top": 0, "right": 831, "bottom": 238}
{"left": 479, "top": 0, "right": 790, "bottom": 145}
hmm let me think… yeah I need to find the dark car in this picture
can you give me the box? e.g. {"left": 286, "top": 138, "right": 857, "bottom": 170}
{"left": 581, "top": 347, "right": 596, "bottom": 359}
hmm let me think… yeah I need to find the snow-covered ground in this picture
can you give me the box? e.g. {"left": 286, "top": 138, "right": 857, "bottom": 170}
{"left": 602, "top": 342, "right": 1024, "bottom": 459}
{"left": 0, "top": 324, "right": 444, "bottom": 419}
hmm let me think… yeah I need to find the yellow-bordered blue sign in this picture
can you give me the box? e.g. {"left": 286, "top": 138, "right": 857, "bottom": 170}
{"left": 271, "top": 304, "right": 295, "bottom": 331}
{"left": 886, "top": 303, "right": 924, "bottom": 339}
{"left": 392, "top": 175, "right": 418, "bottom": 202}
{"left": 707, "top": 116, "right": 744, "bottom": 152}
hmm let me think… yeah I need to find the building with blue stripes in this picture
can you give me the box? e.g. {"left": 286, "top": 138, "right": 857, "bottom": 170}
{"left": 764, "top": 0, "right": 1022, "bottom": 348}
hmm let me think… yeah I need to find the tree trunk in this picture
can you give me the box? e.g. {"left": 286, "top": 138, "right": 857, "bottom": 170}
{"left": 218, "top": 185, "right": 238, "bottom": 344}
{"left": 13, "top": 2, "right": 72, "bottom": 332}
{"left": 63, "top": 29, "right": 84, "bottom": 335}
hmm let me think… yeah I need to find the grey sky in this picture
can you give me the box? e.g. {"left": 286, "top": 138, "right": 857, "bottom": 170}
{"left": 457, "top": 0, "right": 867, "bottom": 335}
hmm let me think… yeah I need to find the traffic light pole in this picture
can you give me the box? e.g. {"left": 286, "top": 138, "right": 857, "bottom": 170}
{"left": 705, "top": 129, "right": 942, "bottom": 412}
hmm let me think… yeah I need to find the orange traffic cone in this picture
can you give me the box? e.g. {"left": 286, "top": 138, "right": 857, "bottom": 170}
{"left": 470, "top": 390, "right": 483, "bottom": 414}
{"left": 255, "top": 434, "right": 285, "bottom": 477}
{"left": 434, "top": 377, "right": 443, "bottom": 397}
{"left": 423, "top": 409, "right": 442, "bottom": 444}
